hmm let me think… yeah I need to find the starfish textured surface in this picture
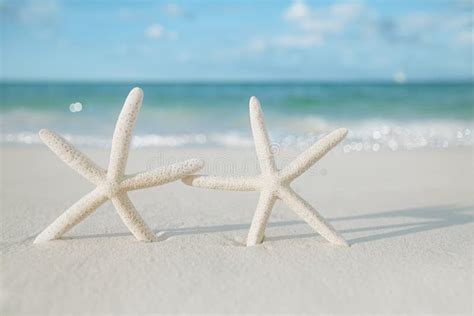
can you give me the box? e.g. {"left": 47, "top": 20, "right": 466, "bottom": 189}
{"left": 183, "top": 97, "right": 349, "bottom": 247}
{"left": 34, "top": 87, "right": 204, "bottom": 243}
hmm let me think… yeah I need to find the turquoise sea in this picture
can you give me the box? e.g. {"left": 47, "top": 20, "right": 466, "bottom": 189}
{"left": 1, "top": 82, "right": 473, "bottom": 151}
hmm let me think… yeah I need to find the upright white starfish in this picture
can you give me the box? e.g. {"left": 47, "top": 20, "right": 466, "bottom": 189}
{"left": 183, "top": 97, "right": 349, "bottom": 247}
{"left": 34, "top": 87, "right": 204, "bottom": 243}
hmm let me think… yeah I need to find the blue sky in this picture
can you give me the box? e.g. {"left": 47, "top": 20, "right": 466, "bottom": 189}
{"left": 1, "top": 0, "right": 472, "bottom": 81}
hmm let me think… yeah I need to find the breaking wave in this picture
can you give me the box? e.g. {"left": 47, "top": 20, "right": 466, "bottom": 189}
{"left": 2, "top": 119, "right": 472, "bottom": 152}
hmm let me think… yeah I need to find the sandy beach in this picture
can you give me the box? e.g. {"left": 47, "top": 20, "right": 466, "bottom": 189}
{"left": 2, "top": 0, "right": 473, "bottom": 313}
{"left": 1, "top": 145, "right": 472, "bottom": 314}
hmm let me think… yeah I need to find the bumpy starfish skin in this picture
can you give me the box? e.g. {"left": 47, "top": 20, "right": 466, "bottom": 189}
{"left": 183, "top": 96, "right": 348, "bottom": 247}
{"left": 35, "top": 87, "right": 204, "bottom": 243}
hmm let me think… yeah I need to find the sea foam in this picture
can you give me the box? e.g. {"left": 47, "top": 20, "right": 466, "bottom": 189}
{"left": 2, "top": 119, "right": 472, "bottom": 152}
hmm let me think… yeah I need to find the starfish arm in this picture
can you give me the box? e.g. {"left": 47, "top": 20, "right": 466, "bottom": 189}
{"left": 182, "top": 175, "right": 260, "bottom": 191}
{"left": 111, "top": 193, "right": 158, "bottom": 242}
{"left": 34, "top": 188, "right": 107, "bottom": 243}
{"left": 249, "top": 96, "right": 277, "bottom": 174}
{"left": 39, "top": 129, "right": 106, "bottom": 185}
{"left": 277, "top": 187, "right": 348, "bottom": 246}
{"left": 280, "top": 128, "right": 348, "bottom": 182}
{"left": 246, "top": 190, "right": 277, "bottom": 246}
{"left": 107, "top": 87, "right": 143, "bottom": 181}
{"left": 121, "top": 159, "right": 204, "bottom": 191}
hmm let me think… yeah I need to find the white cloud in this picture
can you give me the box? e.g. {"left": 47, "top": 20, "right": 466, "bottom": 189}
{"left": 284, "top": 0, "right": 311, "bottom": 20}
{"left": 381, "top": 11, "right": 473, "bottom": 46}
{"left": 18, "top": 0, "right": 60, "bottom": 24}
{"left": 285, "top": 1, "right": 367, "bottom": 41}
{"left": 145, "top": 23, "right": 164, "bottom": 39}
{"left": 285, "top": 1, "right": 472, "bottom": 48}
{"left": 274, "top": 34, "right": 322, "bottom": 48}
{"left": 245, "top": 0, "right": 473, "bottom": 54}
{"left": 455, "top": 30, "right": 474, "bottom": 45}
{"left": 397, "top": 14, "right": 435, "bottom": 33}
{"left": 330, "top": 3, "right": 365, "bottom": 20}
{"left": 162, "top": 3, "right": 192, "bottom": 19}
{"left": 163, "top": 3, "right": 181, "bottom": 17}
{"left": 144, "top": 23, "right": 178, "bottom": 41}
{"left": 246, "top": 0, "right": 368, "bottom": 51}
{"left": 247, "top": 38, "right": 267, "bottom": 53}
{"left": 1, "top": 0, "right": 62, "bottom": 40}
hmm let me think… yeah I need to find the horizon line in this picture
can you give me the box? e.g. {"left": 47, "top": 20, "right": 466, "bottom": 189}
{"left": 1, "top": 78, "right": 473, "bottom": 85}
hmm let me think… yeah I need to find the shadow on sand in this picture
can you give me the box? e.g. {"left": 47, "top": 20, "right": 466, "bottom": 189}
{"left": 67, "top": 204, "right": 473, "bottom": 245}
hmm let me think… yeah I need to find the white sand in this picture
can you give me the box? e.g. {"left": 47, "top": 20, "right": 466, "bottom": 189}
{"left": 1, "top": 146, "right": 473, "bottom": 314}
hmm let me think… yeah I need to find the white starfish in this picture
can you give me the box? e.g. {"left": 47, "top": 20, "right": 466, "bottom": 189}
{"left": 34, "top": 87, "right": 204, "bottom": 243}
{"left": 183, "top": 97, "right": 349, "bottom": 247}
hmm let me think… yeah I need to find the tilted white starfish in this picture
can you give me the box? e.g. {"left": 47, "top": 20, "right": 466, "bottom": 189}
{"left": 34, "top": 87, "right": 204, "bottom": 243}
{"left": 183, "top": 97, "right": 349, "bottom": 247}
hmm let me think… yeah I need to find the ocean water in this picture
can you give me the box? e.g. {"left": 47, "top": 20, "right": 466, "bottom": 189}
{"left": 1, "top": 82, "right": 473, "bottom": 152}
